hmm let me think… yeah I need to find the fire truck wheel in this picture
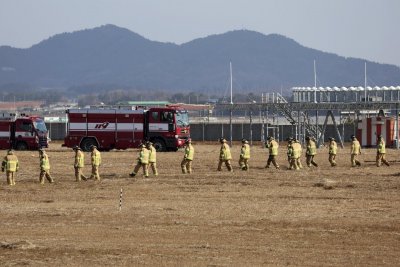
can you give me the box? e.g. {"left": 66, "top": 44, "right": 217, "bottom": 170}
{"left": 152, "top": 139, "right": 166, "bottom": 152}
{"left": 81, "top": 138, "right": 98, "bottom": 152}
{"left": 16, "top": 142, "right": 28, "bottom": 151}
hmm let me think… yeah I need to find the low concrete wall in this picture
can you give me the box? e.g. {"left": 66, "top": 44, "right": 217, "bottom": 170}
{"left": 47, "top": 122, "right": 355, "bottom": 143}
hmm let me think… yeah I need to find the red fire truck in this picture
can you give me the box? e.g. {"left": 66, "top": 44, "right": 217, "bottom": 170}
{"left": 63, "top": 106, "right": 190, "bottom": 151}
{"left": 0, "top": 113, "right": 49, "bottom": 150}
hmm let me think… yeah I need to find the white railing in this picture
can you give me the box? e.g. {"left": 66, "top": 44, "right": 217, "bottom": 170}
{"left": 261, "top": 92, "right": 288, "bottom": 103}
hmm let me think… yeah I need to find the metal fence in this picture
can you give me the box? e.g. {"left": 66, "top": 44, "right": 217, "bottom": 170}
{"left": 47, "top": 122, "right": 354, "bottom": 144}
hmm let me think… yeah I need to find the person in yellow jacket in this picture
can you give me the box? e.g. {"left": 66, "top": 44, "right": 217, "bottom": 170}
{"left": 39, "top": 149, "right": 54, "bottom": 184}
{"left": 239, "top": 139, "right": 250, "bottom": 171}
{"left": 305, "top": 136, "right": 318, "bottom": 167}
{"left": 181, "top": 138, "right": 194, "bottom": 174}
{"left": 146, "top": 141, "right": 158, "bottom": 176}
{"left": 2, "top": 149, "right": 19, "bottom": 186}
{"left": 291, "top": 139, "right": 303, "bottom": 170}
{"left": 73, "top": 146, "right": 88, "bottom": 182}
{"left": 89, "top": 145, "right": 101, "bottom": 180}
{"left": 218, "top": 138, "right": 233, "bottom": 172}
{"left": 130, "top": 143, "right": 150, "bottom": 177}
{"left": 376, "top": 135, "right": 390, "bottom": 167}
{"left": 328, "top": 137, "right": 337, "bottom": 167}
{"left": 265, "top": 136, "right": 280, "bottom": 169}
{"left": 350, "top": 135, "right": 362, "bottom": 167}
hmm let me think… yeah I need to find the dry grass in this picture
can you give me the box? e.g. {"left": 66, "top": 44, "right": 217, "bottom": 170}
{"left": 0, "top": 141, "right": 399, "bottom": 266}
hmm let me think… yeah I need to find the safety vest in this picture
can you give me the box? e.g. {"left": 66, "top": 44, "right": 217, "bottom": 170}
{"left": 240, "top": 144, "right": 250, "bottom": 159}
{"left": 292, "top": 142, "right": 302, "bottom": 159}
{"left": 139, "top": 148, "right": 149, "bottom": 164}
{"left": 220, "top": 143, "right": 232, "bottom": 160}
{"left": 40, "top": 154, "right": 50, "bottom": 171}
{"left": 148, "top": 146, "right": 156, "bottom": 163}
{"left": 268, "top": 140, "right": 279, "bottom": 156}
{"left": 184, "top": 144, "right": 194, "bottom": 160}
{"left": 377, "top": 139, "right": 386, "bottom": 154}
{"left": 351, "top": 140, "right": 361, "bottom": 155}
{"left": 5, "top": 155, "right": 18, "bottom": 172}
{"left": 329, "top": 141, "right": 337, "bottom": 155}
{"left": 75, "top": 151, "right": 85, "bottom": 168}
{"left": 91, "top": 149, "right": 101, "bottom": 166}
{"left": 306, "top": 140, "right": 317, "bottom": 155}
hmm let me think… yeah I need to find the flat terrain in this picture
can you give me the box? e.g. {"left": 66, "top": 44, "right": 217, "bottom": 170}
{"left": 1, "top": 141, "right": 399, "bottom": 266}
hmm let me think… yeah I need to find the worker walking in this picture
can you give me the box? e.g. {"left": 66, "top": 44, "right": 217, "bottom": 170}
{"left": 39, "top": 149, "right": 54, "bottom": 184}
{"left": 181, "top": 138, "right": 194, "bottom": 174}
{"left": 218, "top": 138, "right": 233, "bottom": 172}
{"left": 376, "top": 135, "right": 390, "bottom": 167}
{"left": 239, "top": 139, "right": 250, "bottom": 170}
{"left": 73, "top": 146, "right": 88, "bottom": 182}
{"left": 305, "top": 136, "right": 318, "bottom": 167}
{"left": 350, "top": 135, "right": 362, "bottom": 167}
{"left": 265, "top": 136, "right": 280, "bottom": 169}
{"left": 2, "top": 150, "right": 19, "bottom": 186}
{"left": 292, "top": 139, "right": 303, "bottom": 169}
{"left": 146, "top": 141, "right": 158, "bottom": 176}
{"left": 89, "top": 145, "right": 101, "bottom": 180}
{"left": 289, "top": 139, "right": 301, "bottom": 170}
{"left": 328, "top": 137, "right": 337, "bottom": 167}
{"left": 130, "top": 144, "right": 150, "bottom": 178}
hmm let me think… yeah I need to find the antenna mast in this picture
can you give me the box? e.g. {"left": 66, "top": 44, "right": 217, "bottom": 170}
{"left": 230, "top": 61, "right": 233, "bottom": 104}
{"left": 364, "top": 62, "right": 367, "bottom": 102}
{"left": 229, "top": 61, "right": 233, "bottom": 146}
{"left": 314, "top": 60, "right": 317, "bottom": 103}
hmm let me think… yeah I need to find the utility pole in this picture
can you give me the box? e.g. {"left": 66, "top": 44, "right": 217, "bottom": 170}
{"left": 314, "top": 60, "right": 317, "bottom": 103}
{"left": 229, "top": 61, "right": 233, "bottom": 147}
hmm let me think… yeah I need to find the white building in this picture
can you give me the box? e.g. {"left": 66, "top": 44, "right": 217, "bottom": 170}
{"left": 292, "top": 86, "right": 400, "bottom": 103}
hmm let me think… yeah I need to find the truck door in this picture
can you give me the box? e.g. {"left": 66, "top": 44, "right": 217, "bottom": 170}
{"left": 14, "top": 119, "right": 35, "bottom": 150}
{"left": 147, "top": 109, "right": 175, "bottom": 151}
{"left": 147, "top": 110, "right": 164, "bottom": 137}
{"left": 161, "top": 111, "right": 174, "bottom": 132}
{"left": 145, "top": 110, "right": 170, "bottom": 136}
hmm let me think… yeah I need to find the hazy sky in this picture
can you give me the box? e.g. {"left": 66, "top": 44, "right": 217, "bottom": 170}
{"left": 1, "top": 0, "right": 399, "bottom": 66}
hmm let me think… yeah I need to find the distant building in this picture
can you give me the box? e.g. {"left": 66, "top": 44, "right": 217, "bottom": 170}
{"left": 292, "top": 86, "right": 400, "bottom": 103}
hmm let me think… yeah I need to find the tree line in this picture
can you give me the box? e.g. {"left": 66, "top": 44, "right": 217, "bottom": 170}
{"left": 0, "top": 84, "right": 264, "bottom": 107}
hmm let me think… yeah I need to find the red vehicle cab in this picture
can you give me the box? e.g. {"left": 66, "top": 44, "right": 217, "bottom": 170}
{"left": 0, "top": 113, "right": 49, "bottom": 150}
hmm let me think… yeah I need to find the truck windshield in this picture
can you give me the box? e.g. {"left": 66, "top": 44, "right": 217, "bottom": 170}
{"left": 176, "top": 111, "right": 189, "bottom": 127}
{"left": 34, "top": 119, "right": 47, "bottom": 132}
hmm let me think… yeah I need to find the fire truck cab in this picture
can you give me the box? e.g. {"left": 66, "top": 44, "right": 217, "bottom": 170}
{"left": 0, "top": 113, "right": 49, "bottom": 150}
{"left": 63, "top": 106, "right": 190, "bottom": 152}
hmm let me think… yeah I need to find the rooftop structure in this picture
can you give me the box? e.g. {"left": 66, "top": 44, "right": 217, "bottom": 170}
{"left": 292, "top": 86, "right": 400, "bottom": 103}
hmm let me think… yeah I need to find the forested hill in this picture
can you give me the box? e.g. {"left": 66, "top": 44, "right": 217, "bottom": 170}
{"left": 1, "top": 24, "right": 399, "bottom": 93}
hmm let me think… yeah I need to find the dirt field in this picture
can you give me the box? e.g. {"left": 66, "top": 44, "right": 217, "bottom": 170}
{"left": 0, "top": 141, "right": 399, "bottom": 266}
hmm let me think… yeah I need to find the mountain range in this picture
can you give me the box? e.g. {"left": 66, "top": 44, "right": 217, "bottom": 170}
{"left": 1, "top": 24, "right": 400, "bottom": 95}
